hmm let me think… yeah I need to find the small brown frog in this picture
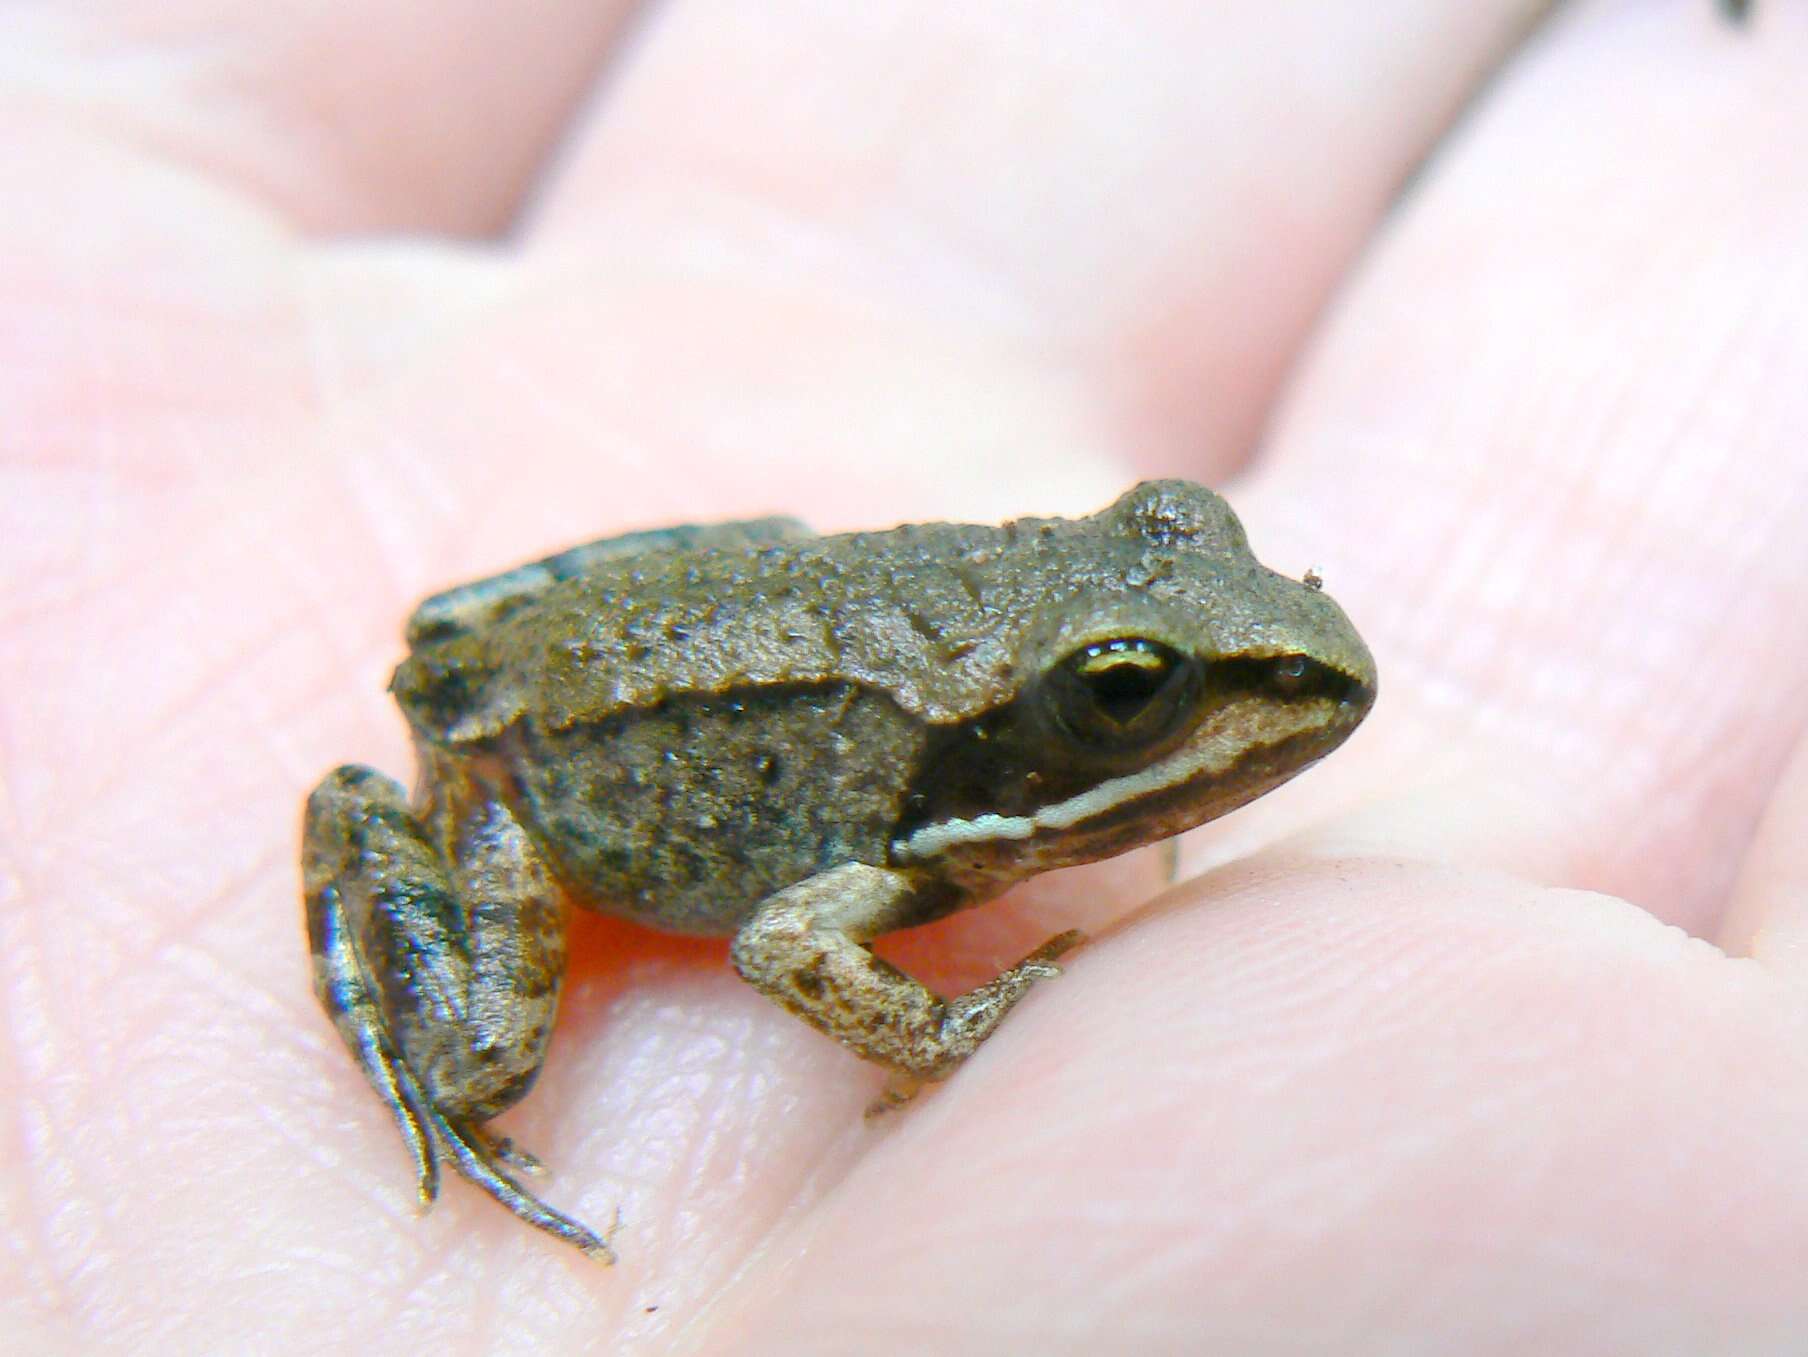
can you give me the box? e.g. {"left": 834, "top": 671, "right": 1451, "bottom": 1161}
{"left": 302, "top": 481, "right": 1376, "bottom": 1258}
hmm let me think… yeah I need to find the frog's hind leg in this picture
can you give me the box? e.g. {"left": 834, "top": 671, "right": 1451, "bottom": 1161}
{"left": 302, "top": 765, "right": 614, "bottom": 1260}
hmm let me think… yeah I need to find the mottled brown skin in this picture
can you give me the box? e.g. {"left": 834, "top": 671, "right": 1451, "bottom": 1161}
{"left": 302, "top": 481, "right": 1377, "bottom": 1258}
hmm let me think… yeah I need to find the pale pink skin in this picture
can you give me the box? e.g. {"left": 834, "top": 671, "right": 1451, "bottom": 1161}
{"left": 5, "top": 3, "right": 1808, "bottom": 1353}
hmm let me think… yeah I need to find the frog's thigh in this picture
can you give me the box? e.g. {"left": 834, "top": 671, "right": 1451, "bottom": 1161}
{"left": 303, "top": 765, "right": 568, "bottom": 1124}
{"left": 730, "top": 864, "right": 1082, "bottom": 1084}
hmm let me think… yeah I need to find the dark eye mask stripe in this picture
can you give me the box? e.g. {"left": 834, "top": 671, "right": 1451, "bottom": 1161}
{"left": 891, "top": 697, "right": 1331, "bottom": 862}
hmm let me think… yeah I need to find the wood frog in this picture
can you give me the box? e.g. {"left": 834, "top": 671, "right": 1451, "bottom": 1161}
{"left": 302, "top": 481, "right": 1376, "bottom": 1258}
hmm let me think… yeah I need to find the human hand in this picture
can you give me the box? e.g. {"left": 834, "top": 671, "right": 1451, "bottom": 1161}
{"left": 5, "top": 3, "right": 1804, "bottom": 1353}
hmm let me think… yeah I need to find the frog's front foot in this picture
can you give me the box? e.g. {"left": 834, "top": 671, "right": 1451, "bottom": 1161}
{"left": 731, "top": 864, "right": 1087, "bottom": 1095}
{"left": 302, "top": 765, "right": 613, "bottom": 1261}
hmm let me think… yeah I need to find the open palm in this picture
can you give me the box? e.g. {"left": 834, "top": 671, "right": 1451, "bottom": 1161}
{"left": 6, "top": 3, "right": 1806, "bottom": 1353}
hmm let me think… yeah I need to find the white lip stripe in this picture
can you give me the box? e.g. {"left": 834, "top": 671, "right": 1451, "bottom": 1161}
{"left": 894, "top": 728, "right": 1233, "bottom": 863}
{"left": 896, "top": 811, "right": 1037, "bottom": 859}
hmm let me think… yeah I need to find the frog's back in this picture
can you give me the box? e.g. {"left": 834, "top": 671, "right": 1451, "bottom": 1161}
{"left": 537, "top": 518, "right": 1023, "bottom": 721}
{"left": 394, "top": 514, "right": 1054, "bottom": 744}
{"left": 402, "top": 517, "right": 813, "bottom": 651}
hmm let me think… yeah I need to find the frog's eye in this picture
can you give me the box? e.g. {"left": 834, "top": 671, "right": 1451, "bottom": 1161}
{"left": 1049, "top": 638, "right": 1200, "bottom": 748}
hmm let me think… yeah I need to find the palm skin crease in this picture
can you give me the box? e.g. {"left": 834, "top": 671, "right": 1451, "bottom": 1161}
{"left": 3, "top": 3, "right": 1807, "bottom": 1355}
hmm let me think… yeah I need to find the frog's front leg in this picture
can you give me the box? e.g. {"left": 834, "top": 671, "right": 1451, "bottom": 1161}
{"left": 729, "top": 864, "right": 1084, "bottom": 1104}
{"left": 302, "top": 764, "right": 613, "bottom": 1260}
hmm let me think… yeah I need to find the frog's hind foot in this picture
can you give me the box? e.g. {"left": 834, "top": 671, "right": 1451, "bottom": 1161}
{"left": 303, "top": 764, "right": 613, "bottom": 1261}
{"left": 309, "top": 868, "right": 614, "bottom": 1259}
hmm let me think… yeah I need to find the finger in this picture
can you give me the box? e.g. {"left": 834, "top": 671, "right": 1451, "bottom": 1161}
{"left": 697, "top": 859, "right": 1808, "bottom": 1352}
{"left": 3, "top": 1, "right": 638, "bottom": 233}
{"left": 524, "top": 1, "right": 1552, "bottom": 473}
{"left": 1240, "top": 1, "right": 1808, "bottom": 932}
{"left": 1720, "top": 733, "right": 1808, "bottom": 984}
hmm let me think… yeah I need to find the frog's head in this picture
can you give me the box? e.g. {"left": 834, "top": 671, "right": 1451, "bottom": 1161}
{"left": 890, "top": 480, "right": 1376, "bottom": 891}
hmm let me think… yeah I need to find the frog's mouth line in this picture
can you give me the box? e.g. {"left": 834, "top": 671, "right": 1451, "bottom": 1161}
{"left": 890, "top": 692, "right": 1365, "bottom": 866}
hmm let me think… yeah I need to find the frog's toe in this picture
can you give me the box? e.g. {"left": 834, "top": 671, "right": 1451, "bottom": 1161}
{"left": 408, "top": 1107, "right": 442, "bottom": 1208}
{"left": 433, "top": 1114, "right": 616, "bottom": 1262}
{"left": 478, "top": 1132, "right": 546, "bottom": 1177}
{"left": 1025, "top": 927, "right": 1087, "bottom": 967}
{"left": 866, "top": 1070, "right": 928, "bottom": 1120}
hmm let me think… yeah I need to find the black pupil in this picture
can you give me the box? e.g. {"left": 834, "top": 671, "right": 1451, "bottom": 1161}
{"left": 1089, "top": 658, "right": 1167, "bottom": 720}
{"left": 1076, "top": 641, "right": 1176, "bottom": 725}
